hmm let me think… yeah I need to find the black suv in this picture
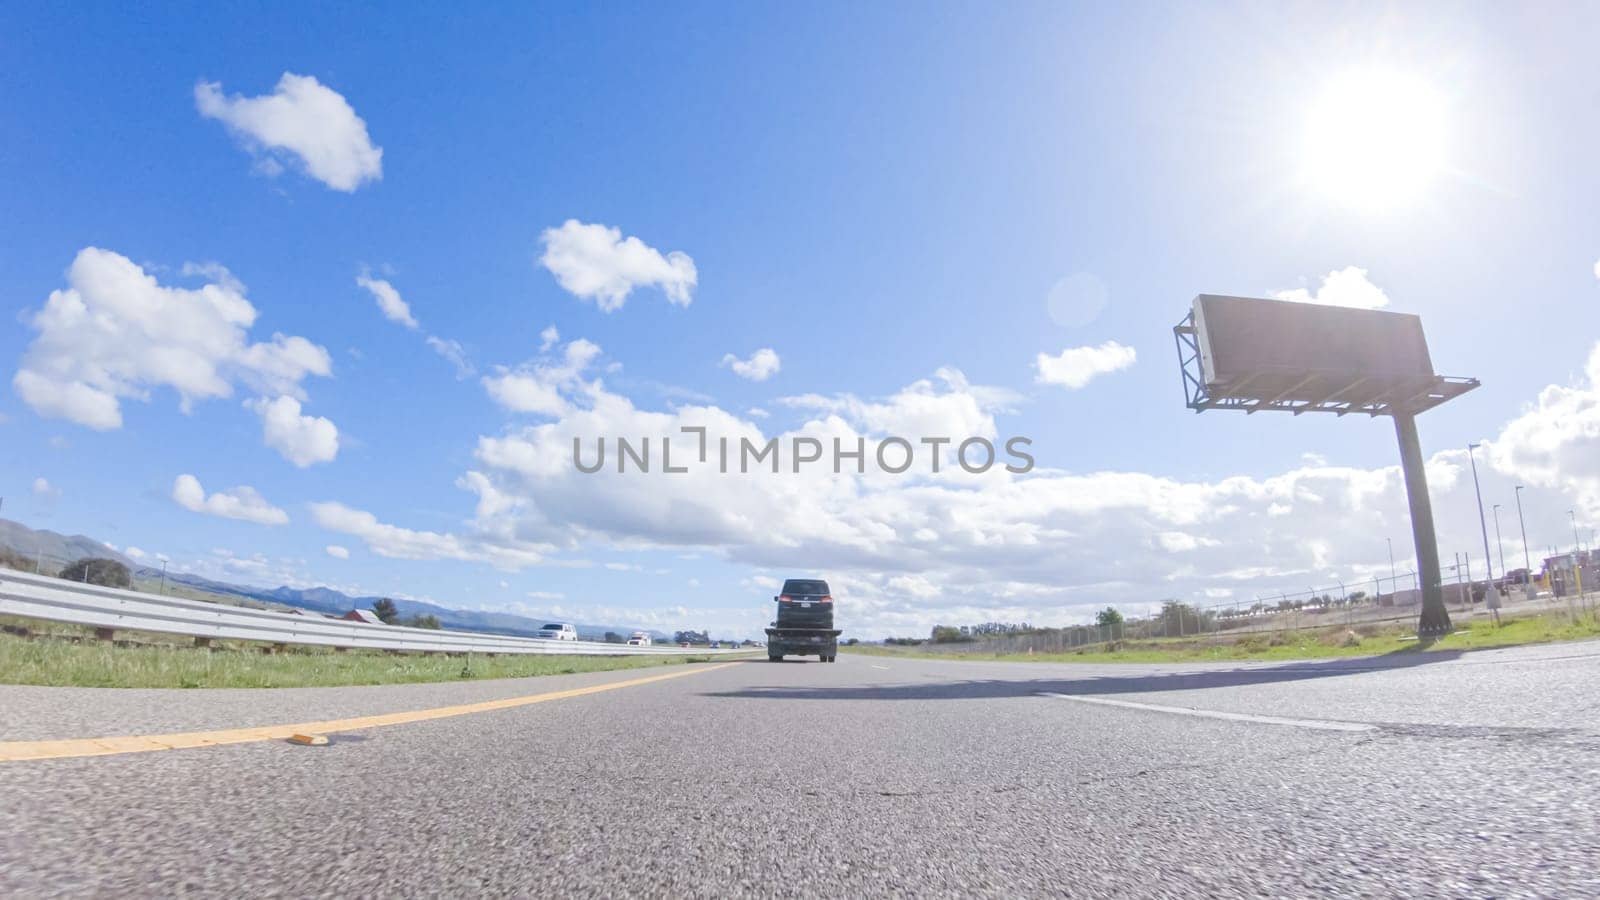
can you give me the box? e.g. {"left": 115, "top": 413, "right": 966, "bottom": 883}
{"left": 774, "top": 578, "right": 834, "bottom": 629}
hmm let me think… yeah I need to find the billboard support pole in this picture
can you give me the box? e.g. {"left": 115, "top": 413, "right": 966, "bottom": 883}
{"left": 1395, "top": 412, "right": 1450, "bottom": 635}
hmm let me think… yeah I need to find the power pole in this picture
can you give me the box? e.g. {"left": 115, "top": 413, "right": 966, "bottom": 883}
{"left": 1492, "top": 504, "right": 1507, "bottom": 582}
{"left": 1515, "top": 486, "right": 1532, "bottom": 579}
{"left": 1467, "top": 443, "right": 1494, "bottom": 585}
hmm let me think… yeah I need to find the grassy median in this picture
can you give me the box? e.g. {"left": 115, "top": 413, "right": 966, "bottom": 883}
{"left": 0, "top": 624, "right": 730, "bottom": 689}
{"left": 845, "top": 610, "right": 1600, "bottom": 665}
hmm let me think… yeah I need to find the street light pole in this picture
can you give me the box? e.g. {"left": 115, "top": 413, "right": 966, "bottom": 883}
{"left": 1515, "top": 485, "right": 1532, "bottom": 578}
{"left": 1492, "top": 504, "right": 1507, "bottom": 582}
{"left": 1386, "top": 537, "right": 1396, "bottom": 580}
{"left": 1467, "top": 443, "right": 1494, "bottom": 586}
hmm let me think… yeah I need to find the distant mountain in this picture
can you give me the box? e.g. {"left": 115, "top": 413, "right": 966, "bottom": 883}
{"left": 0, "top": 517, "right": 674, "bottom": 641}
{"left": 0, "top": 518, "right": 134, "bottom": 569}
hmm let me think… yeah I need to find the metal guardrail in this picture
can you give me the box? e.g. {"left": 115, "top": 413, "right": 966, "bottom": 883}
{"left": 0, "top": 569, "right": 753, "bottom": 657}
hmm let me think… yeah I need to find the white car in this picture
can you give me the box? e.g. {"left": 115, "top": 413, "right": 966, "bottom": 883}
{"left": 538, "top": 622, "right": 578, "bottom": 641}
{"left": 626, "top": 631, "right": 651, "bottom": 646}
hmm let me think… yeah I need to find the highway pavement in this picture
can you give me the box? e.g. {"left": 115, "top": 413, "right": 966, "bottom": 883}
{"left": 3, "top": 642, "right": 1599, "bottom": 897}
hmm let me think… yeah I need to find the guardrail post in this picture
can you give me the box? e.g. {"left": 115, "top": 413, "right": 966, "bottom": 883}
{"left": 194, "top": 636, "right": 211, "bottom": 649}
{"left": 94, "top": 627, "right": 115, "bottom": 642}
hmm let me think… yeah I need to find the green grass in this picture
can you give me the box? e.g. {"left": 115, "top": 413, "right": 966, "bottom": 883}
{"left": 845, "top": 611, "right": 1600, "bottom": 665}
{"left": 0, "top": 628, "right": 728, "bottom": 689}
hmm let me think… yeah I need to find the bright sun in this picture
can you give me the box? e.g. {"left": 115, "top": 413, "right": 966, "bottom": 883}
{"left": 1301, "top": 67, "right": 1448, "bottom": 212}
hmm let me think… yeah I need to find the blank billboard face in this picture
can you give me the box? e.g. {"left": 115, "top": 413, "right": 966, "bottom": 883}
{"left": 1193, "top": 294, "right": 1435, "bottom": 404}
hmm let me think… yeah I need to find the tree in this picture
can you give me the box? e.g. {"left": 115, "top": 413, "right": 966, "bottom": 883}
{"left": 1095, "top": 607, "right": 1124, "bottom": 627}
{"left": 404, "top": 614, "right": 441, "bottom": 629}
{"left": 58, "top": 557, "right": 131, "bottom": 589}
{"left": 371, "top": 598, "right": 399, "bottom": 624}
{"left": 603, "top": 631, "right": 624, "bottom": 643}
{"left": 0, "top": 546, "right": 34, "bottom": 573}
{"left": 930, "top": 625, "right": 966, "bottom": 643}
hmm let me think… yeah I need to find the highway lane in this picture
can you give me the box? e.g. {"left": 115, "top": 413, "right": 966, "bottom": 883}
{"left": 2, "top": 644, "right": 1598, "bottom": 897}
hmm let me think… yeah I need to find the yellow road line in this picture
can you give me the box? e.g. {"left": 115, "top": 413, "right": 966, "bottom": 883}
{"left": 0, "top": 661, "right": 740, "bottom": 763}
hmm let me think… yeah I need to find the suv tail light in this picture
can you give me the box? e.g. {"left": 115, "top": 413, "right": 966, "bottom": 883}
{"left": 819, "top": 595, "right": 833, "bottom": 604}
{"left": 779, "top": 595, "right": 793, "bottom": 603}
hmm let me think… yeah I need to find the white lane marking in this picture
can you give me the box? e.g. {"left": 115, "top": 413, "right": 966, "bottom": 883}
{"left": 1037, "top": 693, "right": 1375, "bottom": 733}
{"left": 870, "top": 665, "right": 890, "bottom": 670}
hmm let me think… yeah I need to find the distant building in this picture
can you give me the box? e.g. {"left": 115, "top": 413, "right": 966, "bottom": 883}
{"left": 341, "top": 609, "right": 385, "bottom": 625}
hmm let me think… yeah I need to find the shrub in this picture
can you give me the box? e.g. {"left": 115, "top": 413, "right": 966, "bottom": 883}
{"left": 57, "top": 557, "right": 131, "bottom": 588}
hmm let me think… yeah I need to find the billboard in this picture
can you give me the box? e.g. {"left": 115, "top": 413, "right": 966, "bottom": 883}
{"left": 1192, "top": 294, "right": 1435, "bottom": 406}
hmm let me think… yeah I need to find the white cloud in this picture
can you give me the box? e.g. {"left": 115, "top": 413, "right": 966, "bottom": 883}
{"left": 1491, "top": 341, "right": 1600, "bottom": 512}
{"left": 748, "top": 407, "right": 770, "bottom": 419}
{"left": 721, "top": 348, "right": 781, "bottom": 382}
{"left": 1035, "top": 341, "right": 1137, "bottom": 389}
{"left": 355, "top": 273, "right": 473, "bottom": 377}
{"left": 540, "top": 326, "right": 560, "bottom": 352}
{"left": 1154, "top": 531, "right": 1218, "bottom": 552}
{"left": 196, "top": 73, "right": 382, "bottom": 192}
{"left": 251, "top": 396, "right": 339, "bottom": 467}
{"left": 538, "top": 220, "right": 697, "bottom": 312}
{"left": 310, "top": 500, "right": 547, "bottom": 570}
{"left": 482, "top": 338, "right": 601, "bottom": 417}
{"left": 780, "top": 367, "right": 1017, "bottom": 440}
{"left": 526, "top": 590, "right": 565, "bottom": 600}
{"left": 1273, "top": 266, "right": 1389, "bottom": 309}
{"left": 172, "top": 474, "right": 289, "bottom": 526}
{"left": 325, "top": 545, "right": 350, "bottom": 559}
{"left": 357, "top": 274, "right": 418, "bottom": 329}
{"left": 425, "top": 336, "right": 474, "bottom": 379}
{"left": 1592, "top": 259, "right": 1599, "bottom": 281}
{"left": 31, "top": 476, "right": 58, "bottom": 500}
{"left": 274, "top": 328, "right": 1600, "bottom": 638}
{"left": 13, "top": 249, "right": 331, "bottom": 433}
{"left": 124, "top": 547, "right": 147, "bottom": 560}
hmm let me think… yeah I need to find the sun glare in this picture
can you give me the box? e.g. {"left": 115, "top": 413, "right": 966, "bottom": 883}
{"left": 1301, "top": 67, "right": 1448, "bottom": 212}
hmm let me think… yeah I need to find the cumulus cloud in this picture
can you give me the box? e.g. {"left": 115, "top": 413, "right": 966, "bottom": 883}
{"left": 1273, "top": 266, "right": 1390, "bottom": 309}
{"left": 309, "top": 500, "right": 547, "bottom": 569}
{"left": 13, "top": 248, "right": 331, "bottom": 434}
{"left": 540, "top": 326, "right": 560, "bottom": 352}
{"left": 32, "top": 476, "right": 58, "bottom": 500}
{"left": 196, "top": 73, "right": 383, "bottom": 191}
{"left": 431, "top": 333, "right": 1600, "bottom": 637}
{"left": 1490, "top": 342, "right": 1600, "bottom": 512}
{"left": 325, "top": 545, "right": 350, "bottom": 559}
{"left": 1035, "top": 341, "right": 1137, "bottom": 389}
{"left": 124, "top": 546, "right": 148, "bottom": 560}
{"left": 357, "top": 274, "right": 418, "bottom": 329}
{"left": 172, "top": 474, "right": 289, "bottom": 525}
{"left": 482, "top": 338, "right": 602, "bottom": 417}
{"left": 538, "top": 220, "right": 697, "bottom": 311}
{"left": 250, "top": 396, "right": 339, "bottom": 467}
{"left": 721, "top": 348, "right": 781, "bottom": 382}
{"left": 274, "top": 325, "right": 1600, "bottom": 637}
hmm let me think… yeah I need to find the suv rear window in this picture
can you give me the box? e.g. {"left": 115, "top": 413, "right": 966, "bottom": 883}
{"left": 541, "top": 623, "right": 564, "bottom": 630}
{"left": 781, "top": 579, "right": 830, "bottom": 596}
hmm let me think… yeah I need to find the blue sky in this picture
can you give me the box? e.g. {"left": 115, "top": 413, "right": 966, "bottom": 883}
{"left": 4, "top": 2, "right": 1600, "bottom": 638}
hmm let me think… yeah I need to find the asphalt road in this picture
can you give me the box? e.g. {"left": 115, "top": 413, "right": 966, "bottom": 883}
{"left": 3, "top": 643, "right": 1599, "bottom": 898}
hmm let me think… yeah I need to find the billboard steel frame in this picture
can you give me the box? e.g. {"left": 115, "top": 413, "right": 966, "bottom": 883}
{"left": 1173, "top": 304, "right": 1479, "bottom": 637}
